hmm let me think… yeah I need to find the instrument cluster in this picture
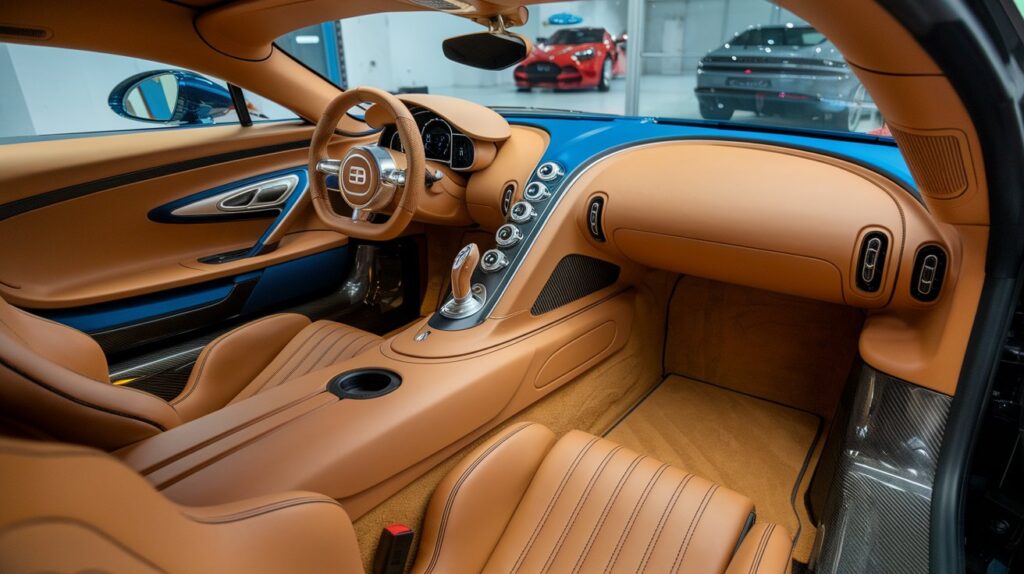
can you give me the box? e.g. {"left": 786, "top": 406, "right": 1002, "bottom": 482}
{"left": 378, "top": 108, "right": 476, "bottom": 170}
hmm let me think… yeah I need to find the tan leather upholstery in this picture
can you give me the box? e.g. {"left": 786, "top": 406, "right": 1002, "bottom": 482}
{"left": 229, "top": 318, "right": 381, "bottom": 403}
{"left": 412, "top": 423, "right": 792, "bottom": 574}
{"left": 0, "top": 296, "right": 381, "bottom": 450}
{"left": 0, "top": 424, "right": 790, "bottom": 573}
{"left": 0, "top": 437, "right": 364, "bottom": 573}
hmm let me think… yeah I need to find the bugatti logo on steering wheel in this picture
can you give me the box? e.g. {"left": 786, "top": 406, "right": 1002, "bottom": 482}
{"left": 348, "top": 166, "right": 367, "bottom": 186}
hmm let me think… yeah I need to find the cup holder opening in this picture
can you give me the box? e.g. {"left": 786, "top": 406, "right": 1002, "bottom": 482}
{"left": 327, "top": 369, "right": 401, "bottom": 400}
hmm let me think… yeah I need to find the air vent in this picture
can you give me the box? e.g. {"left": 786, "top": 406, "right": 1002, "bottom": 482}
{"left": 855, "top": 231, "right": 889, "bottom": 293}
{"left": 0, "top": 25, "right": 52, "bottom": 40}
{"left": 910, "top": 245, "right": 947, "bottom": 302}
{"left": 501, "top": 182, "right": 516, "bottom": 216}
{"left": 531, "top": 255, "right": 620, "bottom": 316}
{"left": 890, "top": 127, "right": 970, "bottom": 199}
{"left": 586, "top": 196, "right": 606, "bottom": 242}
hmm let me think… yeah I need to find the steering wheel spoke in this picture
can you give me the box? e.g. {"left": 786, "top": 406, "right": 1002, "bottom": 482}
{"left": 315, "top": 159, "right": 342, "bottom": 175}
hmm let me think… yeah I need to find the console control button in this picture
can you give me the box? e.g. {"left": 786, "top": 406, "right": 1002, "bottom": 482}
{"left": 495, "top": 223, "right": 523, "bottom": 248}
{"left": 536, "top": 161, "right": 564, "bottom": 181}
{"left": 523, "top": 182, "right": 550, "bottom": 202}
{"left": 509, "top": 201, "right": 536, "bottom": 223}
{"left": 481, "top": 249, "right": 509, "bottom": 273}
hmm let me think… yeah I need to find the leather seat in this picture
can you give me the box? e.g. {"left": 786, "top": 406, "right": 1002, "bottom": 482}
{"left": 0, "top": 296, "right": 380, "bottom": 450}
{"left": 0, "top": 423, "right": 791, "bottom": 573}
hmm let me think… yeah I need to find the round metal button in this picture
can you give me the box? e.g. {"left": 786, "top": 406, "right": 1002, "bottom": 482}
{"left": 523, "top": 181, "right": 550, "bottom": 202}
{"left": 509, "top": 201, "right": 536, "bottom": 224}
{"left": 496, "top": 223, "right": 523, "bottom": 248}
{"left": 481, "top": 249, "right": 509, "bottom": 273}
{"left": 536, "top": 162, "right": 564, "bottom": 181}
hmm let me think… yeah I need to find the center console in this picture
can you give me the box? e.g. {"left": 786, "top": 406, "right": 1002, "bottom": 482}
{"left": 115, "top": 123, "right": 643, "bottom": 518}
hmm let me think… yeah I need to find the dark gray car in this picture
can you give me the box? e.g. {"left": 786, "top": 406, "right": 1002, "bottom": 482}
{"left": 695, "top": 24, "right": 875, "bottom": 131}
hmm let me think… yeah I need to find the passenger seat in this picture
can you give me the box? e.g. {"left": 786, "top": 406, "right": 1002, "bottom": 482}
{"left": 0, "top": 423, "right": 791, "bottom": 573}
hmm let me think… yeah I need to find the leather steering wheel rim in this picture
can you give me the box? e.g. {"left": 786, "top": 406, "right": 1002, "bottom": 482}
{"left": 308, "top": 87, "right": 424, "bottom": 241}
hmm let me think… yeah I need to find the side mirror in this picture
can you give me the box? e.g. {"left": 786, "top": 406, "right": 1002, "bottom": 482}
{"left": 109, "top": 70, "right": 233, "bottom": 125}
{"left": 442, "top": 31, "right": 532, "bottom": 71}
{"left": 536, "top": 37, "right": 547, "bottom": 45}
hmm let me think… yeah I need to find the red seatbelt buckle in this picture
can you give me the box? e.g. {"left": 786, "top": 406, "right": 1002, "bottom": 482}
{"left": 372, "top": 523, "right": 414, "bottom": 574}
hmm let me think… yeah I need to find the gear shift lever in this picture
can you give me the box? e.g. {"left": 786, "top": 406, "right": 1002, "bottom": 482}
{"left": 451, "top": 244, "right": 479, "bottom": 302}
{"left": 440, "top": 244, "right": 485, "bottom": 319}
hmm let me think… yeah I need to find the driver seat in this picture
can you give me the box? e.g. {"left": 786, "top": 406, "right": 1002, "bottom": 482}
{"left": 0, "top": 296, "right": 381, "bottom": 450}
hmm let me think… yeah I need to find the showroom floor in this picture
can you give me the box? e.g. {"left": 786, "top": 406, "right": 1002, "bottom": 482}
{"left": 435, "top": 74, "right": 884, "bottom": 133}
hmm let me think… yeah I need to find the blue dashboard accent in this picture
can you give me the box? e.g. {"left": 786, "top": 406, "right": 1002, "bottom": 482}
{"left": 504, "top": 115, "right": 916, "bottom": 198}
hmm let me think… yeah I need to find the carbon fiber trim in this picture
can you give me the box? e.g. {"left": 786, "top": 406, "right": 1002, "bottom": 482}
{"left": 812, "top": 367, "right": 951, "bottom": 573}
{"left": 530, "top": 254, "right": 620, "bottom": 316}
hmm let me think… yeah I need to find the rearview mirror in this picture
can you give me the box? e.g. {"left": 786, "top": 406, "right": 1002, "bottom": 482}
{"left": 442, "top": 31, "right": 532, "bottom": 71}
{"left": 109, "top": 70, "right": 233, "bottom": 125}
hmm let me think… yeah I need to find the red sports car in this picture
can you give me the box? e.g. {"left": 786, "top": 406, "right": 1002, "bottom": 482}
{"left": 514, "top": 27, "right": 622, "bottom": 92}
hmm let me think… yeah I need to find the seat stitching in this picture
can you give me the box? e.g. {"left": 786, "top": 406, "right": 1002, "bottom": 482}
{"left": 266, "top": 325, "right": 345, "bottom": 388}
{"left": 749, "top": 524, "right": 775, "bottom": 574}
{"left": 183, "top": 496, "right": 342, "bottom": 524}
{"left": 170, "top": 314, "right": 287, "bottom": 406}
{"left": 422, "top": 422, "right": 537, "bottom": 574}
{"left": 604, "top": 463, "right": 670, "bottom": 574}
{"left": 308, "top": 331, "right": 359, "bottom": 372}
{"left": 669, "top": 484, "right": 719, "bottom": 574}
{"left": 636, "top": 473, "right": 694, "bottom": 573}
{"left": 570, "top": 454, "right": 645, "bottom": 574}
{"left": 246, "top": 323, "right": 333, "bottom": 394}
{"left": 510, "top": 436, "right": 600, "bottom": 574}
{"left": 540, "top": 446, "right": 625, "bottom": 574}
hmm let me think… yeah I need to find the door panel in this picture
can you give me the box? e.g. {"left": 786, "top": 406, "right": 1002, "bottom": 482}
{"left": 0, "top": 121, "right": 372, "bottom": 352}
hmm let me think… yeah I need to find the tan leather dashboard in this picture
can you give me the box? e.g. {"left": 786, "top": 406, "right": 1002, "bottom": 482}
{"left": 575, "top": 141, "right": 954, "bottom": 311}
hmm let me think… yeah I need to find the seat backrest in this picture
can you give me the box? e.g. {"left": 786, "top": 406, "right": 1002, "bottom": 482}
{"left": 0, "top": 297, "right": 180, "bottom": 450}
{"left": 0, "top": 436, "right": 364, "bottom": 573}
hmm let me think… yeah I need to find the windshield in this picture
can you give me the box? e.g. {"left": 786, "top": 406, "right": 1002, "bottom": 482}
{"left": 277, "top": 1, "right": 886, "bottom": 136}
{"left": 547, "top": 28, "right": 606, "bottom": 45}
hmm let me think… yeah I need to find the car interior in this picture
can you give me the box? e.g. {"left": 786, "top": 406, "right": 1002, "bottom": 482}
{"left": 1, "top": 0, "right": 1023, "bottom": 573}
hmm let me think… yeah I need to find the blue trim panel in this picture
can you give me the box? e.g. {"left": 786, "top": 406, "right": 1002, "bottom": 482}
{"left": 148, "top": 167, "right": 308, "bottom": 224}
{"left": 41, "top": 246, "right": 348, "bottom": 334}
{"left": 241, "top": 247, "right": 350, "bottom": 315}
{"left": 42, "top": 279, "right": 243, "bottom": 332}
{"left": 504, "top": 115, "right": 916, "bottom": 198}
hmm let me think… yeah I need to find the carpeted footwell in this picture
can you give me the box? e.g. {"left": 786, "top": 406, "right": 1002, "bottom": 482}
{"left": 605, "top": 375, "right": 821, "bottom": 561}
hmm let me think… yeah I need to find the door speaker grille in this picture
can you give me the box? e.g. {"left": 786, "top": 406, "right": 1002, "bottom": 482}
{"left": 531, "top": 255, "right": 620, "bottom": 316}
{"left": 889, "top": 127, "right": 969, "bottom": 199}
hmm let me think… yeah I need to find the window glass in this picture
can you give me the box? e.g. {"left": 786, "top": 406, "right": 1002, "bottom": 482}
{"left": 278, "top": 0, "right": 886, "bottom": 135}
{"left": 0, "top": 43, "right": 295, "bottom": 142}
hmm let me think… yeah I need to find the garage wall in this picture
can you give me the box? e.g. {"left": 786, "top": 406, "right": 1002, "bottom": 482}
{"left": 642, "top": 0, "right": 807, "bottom": 74}
{"left": 340, "top": 1, "right": 628, "bottom": 92}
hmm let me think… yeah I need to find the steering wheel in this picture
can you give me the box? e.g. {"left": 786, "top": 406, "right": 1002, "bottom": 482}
{"left": 308, "top": 87, "right": 425, "bottom": 241}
